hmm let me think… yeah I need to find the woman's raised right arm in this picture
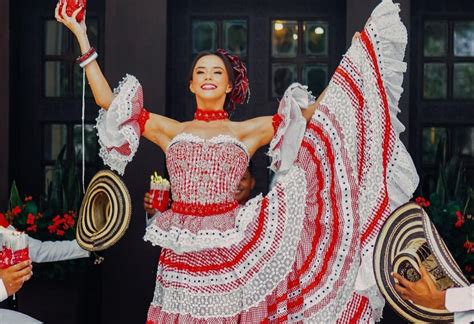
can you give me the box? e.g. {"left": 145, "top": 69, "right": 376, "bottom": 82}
{"left": 54, "top": 3, "right": 182, "bottom": 174}
{"left": 55, "top": 3, "right": 113, "bottom": 109}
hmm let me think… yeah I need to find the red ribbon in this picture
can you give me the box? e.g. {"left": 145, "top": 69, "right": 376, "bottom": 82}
{"left": 216, "top": 49, "right": 250, "bottom": 112}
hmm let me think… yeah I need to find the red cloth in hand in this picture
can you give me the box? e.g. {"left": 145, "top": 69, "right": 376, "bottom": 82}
{"left": 59, "top": 0, "right": 87, "bottom": 23}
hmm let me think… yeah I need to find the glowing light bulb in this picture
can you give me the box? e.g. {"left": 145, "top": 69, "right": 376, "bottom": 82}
{"left": 274, "top": 22, "right": 284, "bottom": 31}
{"left": 293, "top": 34, "right": 298, "bottom": 40}
{"left": 315, "top": 27, "right": 325, "bottom": 35}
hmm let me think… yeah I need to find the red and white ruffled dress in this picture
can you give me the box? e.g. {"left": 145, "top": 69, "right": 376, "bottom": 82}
{"left": 96, "top": 1, "right": 419, "bottom": 322}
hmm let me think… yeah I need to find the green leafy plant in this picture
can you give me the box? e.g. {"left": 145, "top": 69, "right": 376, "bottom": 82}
{"left": 416, "top": 139, "right": 474, "bottom": 281}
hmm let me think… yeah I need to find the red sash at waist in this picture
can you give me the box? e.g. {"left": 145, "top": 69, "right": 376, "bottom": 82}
{"left": 171, "top": 200, "right": 238, "bottom": 216}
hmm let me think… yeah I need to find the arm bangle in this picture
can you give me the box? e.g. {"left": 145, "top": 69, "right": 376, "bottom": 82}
{"left": 79, "top": 51, "right": 99, "bottom": 68}
{"left": 76, "top": 47, "right": 96, "bottom": 64}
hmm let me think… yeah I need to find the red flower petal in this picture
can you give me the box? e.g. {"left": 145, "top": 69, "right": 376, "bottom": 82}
{"left": 0, "top": 213, "right": 9, "bottom": 228}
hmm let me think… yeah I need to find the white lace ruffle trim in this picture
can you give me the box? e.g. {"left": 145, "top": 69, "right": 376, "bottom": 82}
{"left": 167, "top": 133, "right": 250, "bottom": 157}
{"left": 355, "top": 237, "right": 386, "bottom": 321}
{"left": 370, "top": 0, "right": 408, "bottom": 138}
{"left": 355, "top": 1, "right": 419, "bottom": 321}
{"left": 143, "top": 195, "right": 262, "bottom": 254}
{"left": 96, "top": 74, "right": 142, "bottom": 175}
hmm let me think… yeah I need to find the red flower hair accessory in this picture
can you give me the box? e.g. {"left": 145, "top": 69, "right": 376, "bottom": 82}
{"left": 216, "top": 49, "right": 250, "bottom": 111}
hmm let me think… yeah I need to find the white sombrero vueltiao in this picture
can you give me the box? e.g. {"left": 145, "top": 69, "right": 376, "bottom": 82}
{"left": 77, "top": 170, "right": 132, "bottom": 251}
{"left": 373, "top": 202, "right": 470, "bottom": 323}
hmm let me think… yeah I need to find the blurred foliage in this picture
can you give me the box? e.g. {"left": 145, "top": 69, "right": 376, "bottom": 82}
{"left": 3, "top": 145, "right": 92, "bottom": 280}
{"left": 418, "top": 138, "right": 474, "bottom": 282}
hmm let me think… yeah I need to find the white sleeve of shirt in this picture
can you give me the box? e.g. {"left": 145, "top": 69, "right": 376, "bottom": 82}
{"left": 28, "top": 237, "right": 90, "bottom": 263}
{"left": 0, "top": 228, "right": 89, "bottom": 303}
{"left": 4, "top": 225, "right": 89, "bottom": 263}
{"left": 0, "top": 279, "right": 8, "bottom": 302}
{"left": 445, "top": 285, "right": 474, "bottom": 324}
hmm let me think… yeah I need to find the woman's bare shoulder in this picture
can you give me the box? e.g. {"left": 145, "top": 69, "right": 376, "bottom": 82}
{"left": 229, "top": 116, "right": 272, "bottom": 140}
{"left": 230, "top": 116, "right": 272, "bottom": 130}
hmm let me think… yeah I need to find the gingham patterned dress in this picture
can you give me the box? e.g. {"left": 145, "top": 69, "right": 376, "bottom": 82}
{"left": 96, "top": 1, "right": 419, "bottom": 322}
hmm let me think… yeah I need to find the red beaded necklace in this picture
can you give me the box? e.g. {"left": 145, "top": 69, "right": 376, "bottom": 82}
{"left": 194, "top": 108, "right": 229, "bottom": 122}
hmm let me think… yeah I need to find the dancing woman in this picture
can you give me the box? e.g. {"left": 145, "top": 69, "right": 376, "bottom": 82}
{"left": 56, "top": 0, "right": 418, "bottom": 322}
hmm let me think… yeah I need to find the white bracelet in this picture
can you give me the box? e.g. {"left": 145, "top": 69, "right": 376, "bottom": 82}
{"left": 79, "top": 51, "right": 99, "bottom": 68}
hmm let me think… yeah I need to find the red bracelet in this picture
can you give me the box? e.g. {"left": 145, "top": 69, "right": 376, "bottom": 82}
{"left": 76, "top": 47, "right": 96, "bottom": 64}
{"left": 138, "top": 108, "right": 150, "bottom": 135}
{"left": 272, "top": 114, "right": 283, "bottom": 134}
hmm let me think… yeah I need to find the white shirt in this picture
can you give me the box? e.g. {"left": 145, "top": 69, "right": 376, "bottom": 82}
{"left": 0, "top": 229, "right": 90, "bottom": 302}
{"left": 0, "top": 309, "right": 42, "bottom": 324}
{"left": 445, "top": 285, "right": 474, "bottom": 324}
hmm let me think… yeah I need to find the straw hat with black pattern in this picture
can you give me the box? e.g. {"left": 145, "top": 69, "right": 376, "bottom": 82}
{"left": 374, "top": 202, "right": 470, "bottom": 323}
{"left": 77, "top": 170, "right": 132, "bottom": 251}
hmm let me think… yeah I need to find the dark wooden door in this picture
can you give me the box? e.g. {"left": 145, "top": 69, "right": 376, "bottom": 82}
{"left": 10, "top": 0, "right": 105, "bottom": 199}
{"left": 410, "top": 0, "right": 474, "bottom": 194}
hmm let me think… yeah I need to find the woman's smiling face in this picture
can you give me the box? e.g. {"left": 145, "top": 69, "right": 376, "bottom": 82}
{"left": 189, "top": 54, "right": 233, "bottom": 107}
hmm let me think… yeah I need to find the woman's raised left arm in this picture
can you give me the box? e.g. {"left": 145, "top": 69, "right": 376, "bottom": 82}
{"left": 301, "top": 87, "right": 327, "bottom": 121}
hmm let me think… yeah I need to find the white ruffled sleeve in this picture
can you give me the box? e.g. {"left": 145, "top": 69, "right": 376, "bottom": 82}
{"left": 96, "top": 74, "right": 145, "bottom": 175}
{"left": 354, "top": 1, "right": 419, "bottom": 321}
{"left": 268, "top": 83, "right": 315, "bottom": 173}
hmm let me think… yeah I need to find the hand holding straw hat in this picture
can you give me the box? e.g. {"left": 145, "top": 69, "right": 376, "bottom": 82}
{"left": 373, "top": 202, "right": 470, "bottom": 323}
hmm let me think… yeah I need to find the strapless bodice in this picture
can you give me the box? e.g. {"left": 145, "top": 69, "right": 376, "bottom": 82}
{"left": 165, "top": 133, "right": 249, "bottom": 207}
